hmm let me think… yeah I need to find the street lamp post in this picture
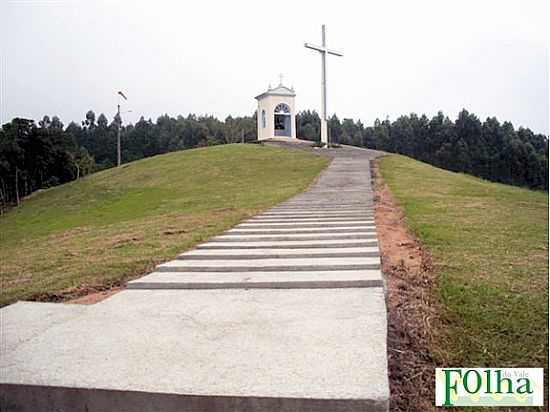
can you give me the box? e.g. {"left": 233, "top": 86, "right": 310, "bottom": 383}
{"left": 116, "top": 104, "right": 122, "bottom": 167}
{"left": 116, "top": 91, "right": 128, "bottom": 167}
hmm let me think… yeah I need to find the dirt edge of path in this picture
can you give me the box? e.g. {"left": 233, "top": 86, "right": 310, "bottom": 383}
{"left": 372, "top": 159, "right": 441, "bottom": 412}
{"left": 64, "top": 287, "right": 123, "bottom": 304}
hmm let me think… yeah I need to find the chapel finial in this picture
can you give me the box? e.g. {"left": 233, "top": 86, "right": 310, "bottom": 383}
{"left": 279, "top": 73, "right": 284, "bottom": 86}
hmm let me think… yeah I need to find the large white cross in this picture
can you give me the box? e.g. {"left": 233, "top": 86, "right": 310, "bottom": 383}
{"left": 304, "top": 24, "right": 343, "bottom": 145}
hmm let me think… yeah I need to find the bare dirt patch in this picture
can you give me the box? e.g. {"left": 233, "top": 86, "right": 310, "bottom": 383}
{"left": 372, "top": 160, "right": 440, "bottom": 412}
{"left": 65, "top": 287, "right": 122, "bottom": 304}
{"left": 35, "top": 284, "right": 125, "bottom": 305}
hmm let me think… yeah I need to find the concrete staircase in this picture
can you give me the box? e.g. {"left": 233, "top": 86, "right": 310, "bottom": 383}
{"left": 1, "top": 145, "right": 389, "bottom": 412}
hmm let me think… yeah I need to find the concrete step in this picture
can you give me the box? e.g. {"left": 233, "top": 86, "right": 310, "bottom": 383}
{"left": 262, "top": 212, "right": 374, "bottom": 217}
{"left": 227, "top": 227, "right": 376, "bottom": 234}
{"left": 257, "top": 213, "right": 374, "bottom": 219}
{"left": 213, "top": 233, "right": 378, "bottom": 241}
{"left": 271, "top": 205, "right": 373, "bottom": 210}
{"left": 237, "top": 220, "right": 374, "bottom": 227}
{"left": 182, "top": 246, "right": 379, "bottom": 257}
{"left": 0, "top": 288, "right": 388, "bottom": 411}
{"left": 248, "top": 217, "right": 374, "bottom": 222}
{"left": 157, "top": 256, "right": 381, "bottom": 272}
{"left": 127, "top": 269, "right": 383, "bottom": 289}
{"left": 197, "top": 240, "right": 378, "bottom": 249}
{"left": 177, "top": 252, "right": 380, "bottom": 259}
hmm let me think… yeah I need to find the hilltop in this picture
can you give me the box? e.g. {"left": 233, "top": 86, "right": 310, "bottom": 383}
{"left": 0, "top": 144, "right": 328, "bottom": 306}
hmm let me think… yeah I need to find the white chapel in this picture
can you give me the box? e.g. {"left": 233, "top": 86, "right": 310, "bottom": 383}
{"left": 255, "top": 81, "right": 296, "bottom": 140}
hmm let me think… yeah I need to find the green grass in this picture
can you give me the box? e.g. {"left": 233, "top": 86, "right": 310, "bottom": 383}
{"left": 379, "top": 155, "right": 548, "bottom": 380}
{"left": 0, "top": 144, "right": 328, "bottom": 306}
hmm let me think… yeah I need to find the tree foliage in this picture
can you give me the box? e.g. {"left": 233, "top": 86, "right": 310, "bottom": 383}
{"left": 0, "top": 112, "right": 256, "bottom": 210}
{"left": 1, "top": 107, "right": 546, "bottom": 211}
{"left": 0, "top": 117, "right": 86, "bottom": 211}
{"left": 297, "top": 109, "right": 548, "bottom": 191}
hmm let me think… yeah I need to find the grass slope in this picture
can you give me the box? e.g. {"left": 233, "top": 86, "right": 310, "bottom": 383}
{"left": 1, "top": 144, "right": 328, "bottom": 306}
{"left": 379, "top": 155, "right": 548, "bottom": 373}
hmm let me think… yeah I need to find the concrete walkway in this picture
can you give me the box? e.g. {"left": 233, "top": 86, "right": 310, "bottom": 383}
{"left": 1, "top": 141, "right": 389, "bottom": 412}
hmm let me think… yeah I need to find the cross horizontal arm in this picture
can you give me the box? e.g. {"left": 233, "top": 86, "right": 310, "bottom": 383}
{"left": 304, "top": 42, "right": 324, "bottom": 52}
{"left": 304, "top": 42, "right": 343, "bottom": 57}
{"left": 327, "top": 49, "right": 343, "bottom": 57}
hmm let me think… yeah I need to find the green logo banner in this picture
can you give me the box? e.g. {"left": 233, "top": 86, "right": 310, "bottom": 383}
{"left": 435, "top": 368, "right": 543, "bottom": 407}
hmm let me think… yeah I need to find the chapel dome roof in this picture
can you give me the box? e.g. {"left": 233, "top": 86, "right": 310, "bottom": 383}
{"left": 255, "top": 83, "right": 296, "bottom": 100}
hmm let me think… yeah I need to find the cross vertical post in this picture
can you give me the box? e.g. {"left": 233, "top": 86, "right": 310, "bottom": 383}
{"left": 305, "top": 25, "right": 343, "bottom": 146}
{"left": 320, "top": 25, "right": 328, "bottom": 146}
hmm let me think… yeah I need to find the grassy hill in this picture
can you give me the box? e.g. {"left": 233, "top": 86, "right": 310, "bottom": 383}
{"left": 0, "top": 144, "right": 328, "bottom": 306}
{"left": 379, "top": 155, "right": 548, "bottom": 377}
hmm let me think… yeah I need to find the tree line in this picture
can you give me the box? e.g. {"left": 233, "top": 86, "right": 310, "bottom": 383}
{"left": 297, "top": 109, "right": 548, "bottom": 190}
{"left": 0, "top": 111, "right": 256, "bottom": 210}
{"left": 69, "top": 110, "right": 256, "bottom": 168}
{"left": 1, "top": 108, "right": 547, "bottom": 211}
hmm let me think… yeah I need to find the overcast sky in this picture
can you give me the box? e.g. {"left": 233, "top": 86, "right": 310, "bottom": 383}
{"left": 1, "top": 0, "right": 548, "bottom": 134}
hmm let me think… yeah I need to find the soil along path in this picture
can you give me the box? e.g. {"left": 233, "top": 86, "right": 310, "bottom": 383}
{"left": 377, "top": 154, "right": 548, "bottom": 411}
{"left": 372, "top": 161, "right": 438, "bottom": 412}
{"left": 1, "top": 140, "right": 389, "bottom": 412}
